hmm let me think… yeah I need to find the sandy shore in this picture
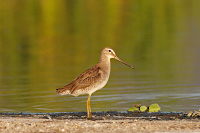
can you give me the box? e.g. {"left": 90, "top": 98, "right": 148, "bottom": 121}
{"left": 0, "top": 117, "right": 200, "bottom": 132}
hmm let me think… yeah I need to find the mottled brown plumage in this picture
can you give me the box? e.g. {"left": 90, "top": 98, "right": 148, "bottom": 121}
{"left": 56, "top": 47, "right": 133, "bottom": 119}
{"left": 56, "top": 65, "right": 104, "bottom": 96}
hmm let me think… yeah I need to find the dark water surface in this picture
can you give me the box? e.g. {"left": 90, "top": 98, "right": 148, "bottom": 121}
{"left": 0, "top": 1, "right": 200, "bottom": 113}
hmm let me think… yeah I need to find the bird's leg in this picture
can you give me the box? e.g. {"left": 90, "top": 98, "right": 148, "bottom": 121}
{"left": 86, "top": 94, "right": 92, "bottom": 119}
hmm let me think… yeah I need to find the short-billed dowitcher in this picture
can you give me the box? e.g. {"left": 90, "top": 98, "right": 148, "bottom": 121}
{"left": 56, "top": 47, "right": 133, "bottom": 119}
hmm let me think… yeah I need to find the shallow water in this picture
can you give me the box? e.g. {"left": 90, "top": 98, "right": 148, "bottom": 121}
{"left": 0, "top": 58, "right": 199, "bottom": 113}
{"left": 0, "top": 1, "right": 200, "bottom": 113}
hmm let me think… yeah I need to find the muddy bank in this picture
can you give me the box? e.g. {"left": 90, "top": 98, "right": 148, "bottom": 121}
{"left": 0, "top": 112, "right": 199, "bottom": 132}
{"left": 0, "top": 111, "right": 199, "bottom": 120}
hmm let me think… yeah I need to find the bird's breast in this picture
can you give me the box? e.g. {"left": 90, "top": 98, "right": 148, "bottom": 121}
{"left": 87, "top": 68, "right": 110, "bottom": 95}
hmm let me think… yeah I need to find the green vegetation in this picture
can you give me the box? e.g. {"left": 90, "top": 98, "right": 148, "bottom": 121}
{"left": 127, "top": 107, "right": 139, "bottom": 112}
{"left": 140, "top": 105, "right": 148, "bottom": 112}
{"left": 149, "top": 104, "right": 161, "bottom": 112}
{"left": 128, "top": 103, "right": 161, "bottom": 112}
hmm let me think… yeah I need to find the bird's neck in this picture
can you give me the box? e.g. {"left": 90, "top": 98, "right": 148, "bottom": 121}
{"left": 98, "top": 56, "right": 111, "bottom": 77}
{"left": 99, "top": 56, "right": 111, "bottom": 69}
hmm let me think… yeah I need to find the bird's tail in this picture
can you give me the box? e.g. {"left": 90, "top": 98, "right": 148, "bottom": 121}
{"left": 56, "top": 87, "right": 71, "bottom": 95}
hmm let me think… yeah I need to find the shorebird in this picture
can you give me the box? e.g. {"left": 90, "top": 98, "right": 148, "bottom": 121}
{"left": 56, "top": 47, "right": 133, "bottom": 119}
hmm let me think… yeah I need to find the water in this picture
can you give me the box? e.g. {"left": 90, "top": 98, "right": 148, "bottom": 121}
{"left": 0, "top": 1, "right": 200, "bottom": 113}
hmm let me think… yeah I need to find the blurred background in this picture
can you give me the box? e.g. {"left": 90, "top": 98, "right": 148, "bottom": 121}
{"left": 0, "top": 0, "right": 200, "bottom": 113}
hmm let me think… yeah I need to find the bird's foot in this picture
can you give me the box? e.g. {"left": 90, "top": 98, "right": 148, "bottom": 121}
{"left": 86, "top": 116, "right": 94, "bottom": 120}
{"left": 86, "top": 118, "right": 93, "bottom": 120}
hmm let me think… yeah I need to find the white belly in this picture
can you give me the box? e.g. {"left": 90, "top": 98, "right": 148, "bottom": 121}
{"left": 88, "top": 77, "right": 109, "bottom": 95}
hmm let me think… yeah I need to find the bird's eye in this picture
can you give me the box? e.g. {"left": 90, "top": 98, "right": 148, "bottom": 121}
{"left": 109, "top": 50, "right": 111, "bottom": 52}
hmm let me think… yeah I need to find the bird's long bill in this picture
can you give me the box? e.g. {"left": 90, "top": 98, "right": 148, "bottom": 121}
{"left": 114, "top": 56, "right": 134, "bottom": 69}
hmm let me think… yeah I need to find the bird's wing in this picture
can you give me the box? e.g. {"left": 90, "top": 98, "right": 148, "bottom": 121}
{"left": 69, "top": 66, "right": 102, "bottom": 93}
{"left": 56, "top": 65, "right": 103, "bottom": 95}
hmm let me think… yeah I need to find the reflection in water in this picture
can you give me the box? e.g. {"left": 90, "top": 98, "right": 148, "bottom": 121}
{"left": 0, "top": 1, "right": 200, "bottom": 113}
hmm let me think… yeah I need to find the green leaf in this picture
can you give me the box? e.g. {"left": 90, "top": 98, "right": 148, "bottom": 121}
{"left": 140, "top": 105, "right": 147, "bottom": 112}
{"left": 128, "top": 107, "right": 139, "bottom": 112}
{"left": 149, "top": 103, "right": 161, "bottom": 112}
